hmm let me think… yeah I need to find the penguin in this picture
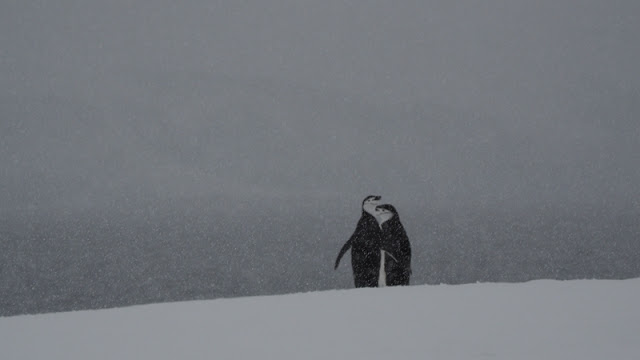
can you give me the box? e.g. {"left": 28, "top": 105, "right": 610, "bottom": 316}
{"left": 375, "top": 204, "right": 412, "bottom": 286}
{"left": 373, "top": 205, "right": 396, "bottom": 287}
{"left": 334, "top": 195, "right": 384, "bottom": 288}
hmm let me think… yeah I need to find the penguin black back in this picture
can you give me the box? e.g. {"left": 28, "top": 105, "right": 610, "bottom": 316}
{"left": 376, "top": 204, "right": 412, "bottom": 286}
{"left": 335, "top": 195, "right": 384, "bottom": 288}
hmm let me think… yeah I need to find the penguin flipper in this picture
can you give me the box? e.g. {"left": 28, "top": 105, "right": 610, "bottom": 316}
{"left": 334, "top": 237, "right": 354, "bottom": 270}
{"left": 383, "top": 250, "right": 399, "bottom": 262}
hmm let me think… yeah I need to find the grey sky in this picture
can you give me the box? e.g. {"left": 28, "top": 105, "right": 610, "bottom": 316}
{"left": 2, "top": 0, "right": 639, "bottom": 213}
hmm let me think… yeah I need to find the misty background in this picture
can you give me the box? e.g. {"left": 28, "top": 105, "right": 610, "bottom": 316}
{"left": 1, "top": 0, "right": 639, "bottom": 316}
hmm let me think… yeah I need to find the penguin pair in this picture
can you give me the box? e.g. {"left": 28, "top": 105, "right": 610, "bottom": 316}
{"left": 334, "top": 195, "right": 412, "bottom": 287}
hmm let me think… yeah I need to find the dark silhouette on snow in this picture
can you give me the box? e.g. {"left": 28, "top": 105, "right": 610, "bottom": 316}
{"left": 335, "top": 195, "right": 384, "bottom": 287}
{"left": 377, "top": 204, "right": 412, "bottom": 286}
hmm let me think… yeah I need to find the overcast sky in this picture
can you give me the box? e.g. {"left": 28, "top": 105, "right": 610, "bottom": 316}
{"left": 2, "top": 0, "right": 639, "bottom": 214}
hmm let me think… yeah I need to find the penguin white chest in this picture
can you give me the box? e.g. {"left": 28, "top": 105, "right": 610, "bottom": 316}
{"left": 378, "top": 250, "right": 387, "bottom": 287}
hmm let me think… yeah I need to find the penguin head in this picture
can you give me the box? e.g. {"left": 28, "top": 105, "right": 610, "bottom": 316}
{"left": 376, "top": 204, "right": 397, "bottom": 214}
{"left": 375, "top": 204, "right": 397, "bottom": 225}
{"left": 362, "top": 195, "right": 382, "bottom": 216}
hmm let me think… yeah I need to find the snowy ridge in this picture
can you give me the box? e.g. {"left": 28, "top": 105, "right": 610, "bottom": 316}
{"left": 2, "top": 279, "right": 639, "bottom": 360}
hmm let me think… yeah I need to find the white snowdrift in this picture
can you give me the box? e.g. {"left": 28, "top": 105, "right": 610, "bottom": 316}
{"left": 2, "top": 279, "right": 639, "bottom": 360}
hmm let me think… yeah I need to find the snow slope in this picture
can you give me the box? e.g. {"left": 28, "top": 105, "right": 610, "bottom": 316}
{"left": 2, "top": 279, "right": 639, "bottom": 360}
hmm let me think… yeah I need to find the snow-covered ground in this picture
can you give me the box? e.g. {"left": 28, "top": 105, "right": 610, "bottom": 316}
{"left": 2, "top": 279, "right": 639, "bottom": 360}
